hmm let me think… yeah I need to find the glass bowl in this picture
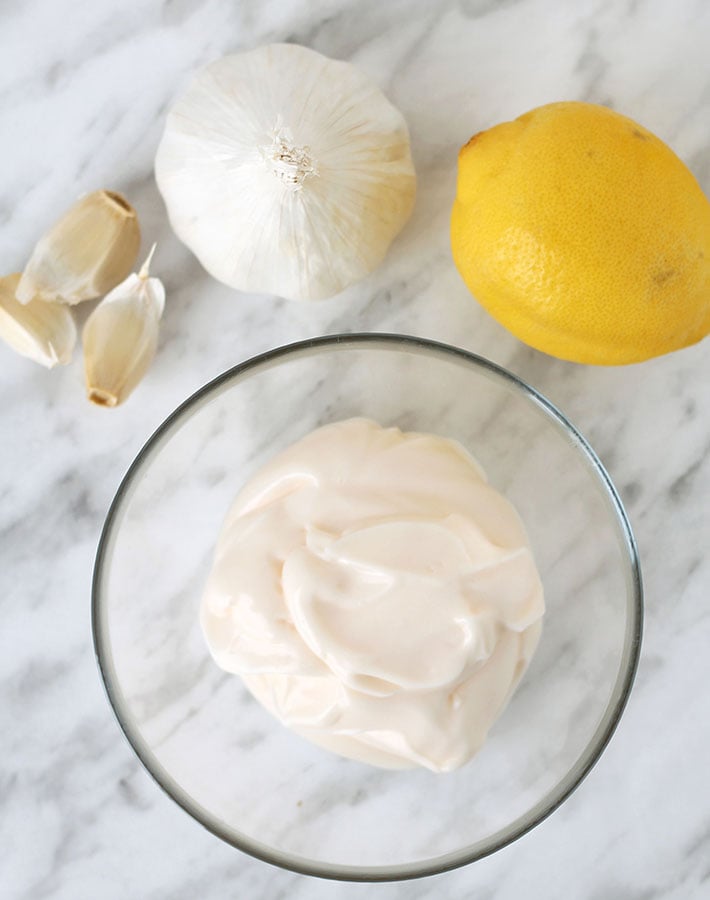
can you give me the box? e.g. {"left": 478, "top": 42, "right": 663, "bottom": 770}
{"left": 92, "top": 334, "right": 642, "bottom": 881}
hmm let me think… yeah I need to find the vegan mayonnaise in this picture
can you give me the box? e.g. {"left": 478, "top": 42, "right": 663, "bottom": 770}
{"left": 201, "top": 419, "right": 544, "bottom": 772}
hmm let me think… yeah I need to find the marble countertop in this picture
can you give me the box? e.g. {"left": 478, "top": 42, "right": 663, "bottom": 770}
{"left": 2, "top": 0, "right": 709, "bottom": 897}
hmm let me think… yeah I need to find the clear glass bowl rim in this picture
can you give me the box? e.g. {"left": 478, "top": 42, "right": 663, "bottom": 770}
{"left": 92, "top": 332, "right": 643, "bottom": 883}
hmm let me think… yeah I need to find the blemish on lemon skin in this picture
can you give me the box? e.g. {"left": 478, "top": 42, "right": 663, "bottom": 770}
{"left": 653, "top": 269, "right": 677, "bottom": 285}
{"left": 632, "top": 128, "right": 648, "bottom": 140}
{"left": 464, "top": 132, "right": 483, "bottom": 150}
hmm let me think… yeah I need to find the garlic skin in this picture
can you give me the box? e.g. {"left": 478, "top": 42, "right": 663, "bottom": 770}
{"left": 82, "top": 247, "right": 164, "bottom": 407}
{"left": 155, "top": 44, "right": 416, "bottom": 301}
{"left": 0, "top": 273, "right": 76, "bottom": 367}
{"left": 16, "top": 190, "right": 141, "bottom": 306}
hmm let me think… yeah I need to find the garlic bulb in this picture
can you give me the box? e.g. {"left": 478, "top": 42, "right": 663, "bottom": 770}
{"left": 0, "top": 273, "right": 76, "bottom": 367}
{"left": 155, "top": 43, "right": 416, "bottom": 301}
{"left": 82, "top": 246, "right": 164, "bottom": 407}
{"left": 16, "top": 190, "right": 141, "bottom": 306}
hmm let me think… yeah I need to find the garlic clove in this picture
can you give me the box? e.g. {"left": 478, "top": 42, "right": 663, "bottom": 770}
{"left": 82, "top": 245, "right": 165, "bottom": 407}
{"left": 0, "top": 273, "right": 76, "bottom": 367}
{"left": 16, "top": 190, "right": 141, "bottom": 306}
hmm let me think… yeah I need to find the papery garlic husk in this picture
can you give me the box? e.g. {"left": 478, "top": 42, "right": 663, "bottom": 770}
{"left": 82, "top": 247, "right": 164, "bottom": 407}
{"left": 16, "top": 190, "right": 141, "bottom": 306}
{"left": 155, "top": 43, "right": 416, "bottom": 301}
{"left": 0, "top": 273, "right": 76, "bottom": 367}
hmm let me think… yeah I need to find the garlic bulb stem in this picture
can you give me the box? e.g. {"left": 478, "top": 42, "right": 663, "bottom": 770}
{"left": 261, "top": 123, "right": 318, "bottom": 191}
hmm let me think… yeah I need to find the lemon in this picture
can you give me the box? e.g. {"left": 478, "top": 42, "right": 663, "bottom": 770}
{"left": 450, "top": 101, "right": 710, "bottom": 364}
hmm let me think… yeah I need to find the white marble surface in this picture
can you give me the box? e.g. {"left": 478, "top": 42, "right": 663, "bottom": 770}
{"left": 1, "top": 0, "right": 709, "bottom": 897}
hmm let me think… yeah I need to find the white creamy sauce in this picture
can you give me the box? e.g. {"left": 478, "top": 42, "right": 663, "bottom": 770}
{"left": 201, "top": 418, "right": 544, "bottom": 772}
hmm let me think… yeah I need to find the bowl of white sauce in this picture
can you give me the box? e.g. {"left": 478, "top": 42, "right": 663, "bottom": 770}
{"left": 92, "top": 333, "right": 642, "bottom": 881}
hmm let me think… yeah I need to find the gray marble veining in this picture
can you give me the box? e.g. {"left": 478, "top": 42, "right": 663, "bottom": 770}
{"left": 1, "top": 0, "right": 710, "bottom": 897}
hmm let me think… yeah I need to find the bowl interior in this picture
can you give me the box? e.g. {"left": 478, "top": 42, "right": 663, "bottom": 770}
{"left": 94, "top": 336, "right": 641, "bottom": 879}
